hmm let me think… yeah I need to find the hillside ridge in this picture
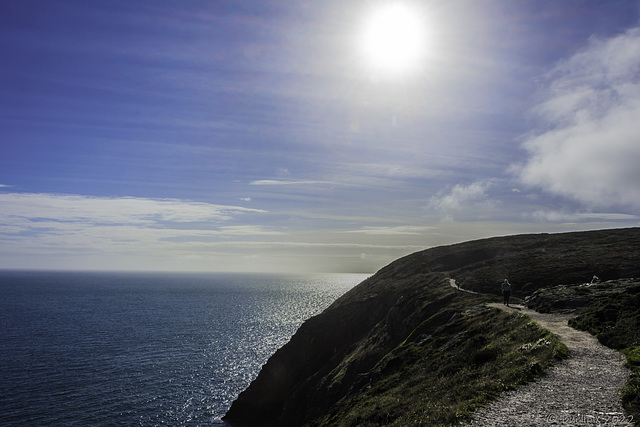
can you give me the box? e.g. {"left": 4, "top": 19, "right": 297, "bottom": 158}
{"left": 224, "top": 228, "right": 640, "bottom": 426}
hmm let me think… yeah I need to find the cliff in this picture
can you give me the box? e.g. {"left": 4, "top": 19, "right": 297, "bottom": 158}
{"left": 224, "top": 228, "right": 640, "bottom": 426}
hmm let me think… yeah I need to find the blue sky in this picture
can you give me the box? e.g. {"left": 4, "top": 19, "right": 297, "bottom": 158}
{"left": 1, "top": 0, "right": 639, "bottom": 273}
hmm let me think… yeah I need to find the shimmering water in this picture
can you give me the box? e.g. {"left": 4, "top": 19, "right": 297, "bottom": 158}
{"left": 0, "top": 271, "right": 366, "bottom": 426}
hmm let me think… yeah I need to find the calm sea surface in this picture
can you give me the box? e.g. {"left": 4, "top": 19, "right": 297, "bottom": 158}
{"left": 0, "top": 271, "right": 367, "bottom": 426}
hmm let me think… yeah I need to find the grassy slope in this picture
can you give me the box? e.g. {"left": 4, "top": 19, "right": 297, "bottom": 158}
{"left": 313, "top": 281, "right": 567, "bottom": 426}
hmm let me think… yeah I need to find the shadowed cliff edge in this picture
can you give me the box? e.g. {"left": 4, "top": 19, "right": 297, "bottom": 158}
{"left": 224, "top": 228, "right": 640, "bottom": 426}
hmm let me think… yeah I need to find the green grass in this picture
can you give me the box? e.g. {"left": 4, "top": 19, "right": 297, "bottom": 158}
{"left": 312, "top": 303, "right": 567, "bottom": 426}
{"left": 620, "top": 346, "right": 640, "bottom": 421}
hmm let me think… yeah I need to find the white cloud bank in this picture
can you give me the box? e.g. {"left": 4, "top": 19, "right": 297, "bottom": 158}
{"left": 519, "top": 27, "right": 640, "bottom": 209}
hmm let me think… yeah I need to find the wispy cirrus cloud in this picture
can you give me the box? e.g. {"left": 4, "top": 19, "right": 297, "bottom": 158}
{"left": 346, "top": 226, "right": 436, "bottom": 236}
{"left": 529, "top": 210, "right": 639, "bottom": 223}
{"left": 0, "top": 192, "right": 273, "bottom": 259}
{"left": 0, "top": 193, "right": 265, "bottom": 226}
{"left": 0, "top": 190, "right": 429, "bottom": 272}
{"left": 250, "top": 180, "right": 337, "bottom": 186}
{"left": 518, "top": 27, "right": 640, "bottom": 209}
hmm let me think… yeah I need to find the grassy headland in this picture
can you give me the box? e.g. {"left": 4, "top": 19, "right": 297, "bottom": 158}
{"left": 224, "top": 228, "right": 640, "bottom": 426}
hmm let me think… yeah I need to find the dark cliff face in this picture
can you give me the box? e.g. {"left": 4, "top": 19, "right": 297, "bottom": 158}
{"left": 224, "top": 272, "right": 451, "bottom": 426}
{"left": 223, "top": 227, "right": 640, "bottom": 426}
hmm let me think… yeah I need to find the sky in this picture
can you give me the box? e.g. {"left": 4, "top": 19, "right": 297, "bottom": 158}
{"left": 1, "top": 0, "right": 640, "bottom": 273}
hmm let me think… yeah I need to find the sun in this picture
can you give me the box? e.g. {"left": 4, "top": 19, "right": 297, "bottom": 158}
{"left": 358, "top": 3, "right": 427, "bottom": 77}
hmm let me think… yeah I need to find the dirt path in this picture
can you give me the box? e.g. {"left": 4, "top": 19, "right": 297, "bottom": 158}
{"left": 449, "top": 278, "right": 480, "bottom": 295}
{"left": 464, "top": 302, "right": 633, "bottom": 426}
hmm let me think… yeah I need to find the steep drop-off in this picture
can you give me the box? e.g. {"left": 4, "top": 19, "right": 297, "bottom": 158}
{"left": 224, "top": 228, "right": 640, "bottom": 426}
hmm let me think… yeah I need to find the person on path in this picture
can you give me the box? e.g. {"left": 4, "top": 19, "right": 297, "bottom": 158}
{"left": 501, "top": 279, "right": 512, "bottom": 306}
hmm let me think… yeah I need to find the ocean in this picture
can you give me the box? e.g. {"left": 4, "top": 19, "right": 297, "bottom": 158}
{"left": 0, "top": 270, "right": 367, "bottom": 426}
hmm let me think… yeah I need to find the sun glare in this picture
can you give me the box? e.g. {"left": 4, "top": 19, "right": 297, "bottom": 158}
{"left": 359, "top": 3, "right": 427, "bottom": 77}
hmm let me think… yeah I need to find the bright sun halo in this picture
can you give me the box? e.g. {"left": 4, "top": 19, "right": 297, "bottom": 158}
{"left": 359, "top": 3, "right": 426, "bottom": 76}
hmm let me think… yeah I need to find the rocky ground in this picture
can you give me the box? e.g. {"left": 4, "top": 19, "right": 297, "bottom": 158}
{"left": 464, "top": 304, "right": 633, "bottom": 426}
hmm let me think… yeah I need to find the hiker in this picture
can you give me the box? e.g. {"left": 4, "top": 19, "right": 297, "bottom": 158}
{"left": 501, "top": 279, "right": 512, "bottom": 306}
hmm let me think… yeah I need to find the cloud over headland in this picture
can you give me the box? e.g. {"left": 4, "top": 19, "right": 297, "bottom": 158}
{"left": 518, "top": 27, "right": 640, "bottom": 209}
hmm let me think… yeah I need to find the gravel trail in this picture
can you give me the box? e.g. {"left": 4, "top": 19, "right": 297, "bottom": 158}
{"left": 464, "top": 302, "right": 633, "bottom": 426}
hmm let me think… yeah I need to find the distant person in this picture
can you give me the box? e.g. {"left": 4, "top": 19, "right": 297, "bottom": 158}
{"left": 501, "top": 279, "right": 512, "bottom": 306}
{"left": 591, "top": 275, "right": 599, "bottom": 284}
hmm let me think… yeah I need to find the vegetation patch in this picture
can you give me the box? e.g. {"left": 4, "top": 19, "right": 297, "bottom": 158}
{"left": 313, "top": 305, "right": 566, "bottom": 426}
{"left": 620, "top": 346, "right": 640, "bottom": 423}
